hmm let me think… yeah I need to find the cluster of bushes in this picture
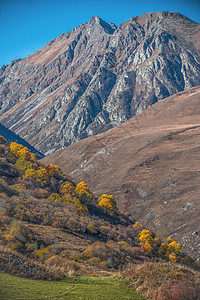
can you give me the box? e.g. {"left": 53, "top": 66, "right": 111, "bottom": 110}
{"left": 1, "top": 139, "right": 120, "bottom": 217}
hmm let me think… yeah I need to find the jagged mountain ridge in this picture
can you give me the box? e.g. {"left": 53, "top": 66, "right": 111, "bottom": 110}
{"left": 0, "top": 11, "right": 200, "bottom": 155}
{"left": 0, "top": 123, "right": 44, "bottom": 159}
{"left": 42, "top": 85, "right": 200, "bottom": 259}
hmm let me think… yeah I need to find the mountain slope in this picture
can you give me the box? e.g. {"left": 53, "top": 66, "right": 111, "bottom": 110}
{"left": 42, "top": 85, "right": 200, "bottom": 259}
{"left": 0, "top": 12, "right": 200, "bottom": 155}
{"left": 0, "top": 123, "right": 44, "bottom": 159}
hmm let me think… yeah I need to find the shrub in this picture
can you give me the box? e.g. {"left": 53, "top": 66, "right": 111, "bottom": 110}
{"left": 23, "top": 167, "right": 50, "bottom": 187}
{"left": 100, "top": 226, "right": 110, "bottom": 235}
{"left": 35, "top": 188, "right": 49, "bottom": 199}
{"left": 8, "top": 142, "right": 35, "bottom": 162}
{"left": 26, "top": 243, "right": 36, "bottom": 252}
{"left": 88, "top": 257, "right": 101, "bottom": 266}
{"left": 5, "top": 221, "right": 29, "bottom": 252}
{"left": 10, "top": 184, "right": 25, "bottom": 192}
{"left": 132, "top": 222, "right": 144, "bottom": 234}
{"left": 45, "top": 255, "right": 62, "bottom": 266}
{"left": 52, "top": 220, "right": 63, "bottom": 228}
{"left": 87, "top": 223, "right": 98, "bottom": 234}
{"left": 48, "top": 193, "right": 60, "bottom": 202}
{"left": 34, "top": 248, "right": 51, "bottom": 261}
{"left": 158, "top": 280, "right": 200, "bottom": 300}
{"left": 63, "top": 260, "right": 81, "bottom": 276}
{"left": 76, "top": 203, "right": 88, "bottom": 213}
{"left": 100, "top": 261, "right": 108, "bottom": 268}
{"left": 82, "top": 249, "right": 94, "bottom": 259}
{"left": 69, "top": 251, "right": 81, "bottom": 261}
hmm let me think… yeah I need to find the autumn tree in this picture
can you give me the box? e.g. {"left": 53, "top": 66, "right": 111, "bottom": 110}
{"left": 166, "top": 240, "right": 182, "bottom": 262}
{"left": 8, "top": 142, "right": 36, "bottom": 162}
{"left": 158, "top": 237, "right": 183, "bottom": 262}
{"left": 48, "top": 193, "right": 60, "bottom": 202}
{"left": 75, "top": 181, "right": 93, "bottom": 204}
{"left": 15, "top": 158, "right": 34, "bottom": 173}
{"left": 132, "top": 222, "right": 144, "bottom": 235}
{"left": 97, "top": 194, "right": 117, "bottom": 215}
{"left": 46, "top": 164, "right": 61, "bottom": 178}
{"left": 23, "top": 167, "right": 49, "bottom": 187}
{"left": 60, "top": 181, "right": 75, "bottom": 196}
{"left": 138, "top": 229, "right": 153, "bottom": 253}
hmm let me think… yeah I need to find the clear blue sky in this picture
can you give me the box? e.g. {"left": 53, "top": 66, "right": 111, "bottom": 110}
{"left": 0, "top": 0, "right": 200, "bottom": 67}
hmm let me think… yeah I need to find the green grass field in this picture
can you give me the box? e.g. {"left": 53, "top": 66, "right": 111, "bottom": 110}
{"left": 0, "top": 272, "right": 144, "bottom": 299}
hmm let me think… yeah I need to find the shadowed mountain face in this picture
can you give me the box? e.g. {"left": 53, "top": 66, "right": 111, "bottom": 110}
{"left": 0, "top": 12, "right": 200, "bottom": 155}
{"left": 42, "top": 86, "right": 200, "bottom": 259}
{"left": 0, "top": 123, "right": 44, "bottom": 159}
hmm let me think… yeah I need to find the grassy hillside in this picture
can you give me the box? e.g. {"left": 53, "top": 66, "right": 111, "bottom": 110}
{"left": 0, "top": 136, "right": 199, "bottom": 299}
{"left": 0, "top": 273, "right": 144, "bottom": 300}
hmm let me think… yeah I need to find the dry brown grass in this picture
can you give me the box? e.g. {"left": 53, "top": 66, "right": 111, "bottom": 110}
{"left": 122, "top": 262, "right": 200, "bottom": 299}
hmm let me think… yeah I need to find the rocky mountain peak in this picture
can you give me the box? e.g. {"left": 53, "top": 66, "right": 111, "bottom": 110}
{"left": 0, "top": 12, "right": 200, "bottom": 155}
{"left": 88, "top": 16, "right": 117, "bottom": 34}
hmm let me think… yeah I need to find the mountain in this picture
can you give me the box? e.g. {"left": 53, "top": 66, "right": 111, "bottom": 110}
{"left": 0, "top": 123, "right": 44, "bottom": 159}
{"left": 0, "top": 12, "right": 200, "bottom": 155}
{"left": 42, "top": 85, "right": 200, "bottom": 259}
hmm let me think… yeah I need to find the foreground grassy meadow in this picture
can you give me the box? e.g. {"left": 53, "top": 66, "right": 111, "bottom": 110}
{"left": 0, "top": 272, "right": 144, "bottom": 299}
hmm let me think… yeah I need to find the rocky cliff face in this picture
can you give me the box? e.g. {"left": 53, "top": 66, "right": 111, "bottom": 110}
{"left": 0, "top": 12, "right": 200, "bottom": 155}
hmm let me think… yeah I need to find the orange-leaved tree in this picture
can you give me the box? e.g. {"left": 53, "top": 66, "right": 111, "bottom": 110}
{"left": 138, "top": 229, "right": 153, "bottom": 253}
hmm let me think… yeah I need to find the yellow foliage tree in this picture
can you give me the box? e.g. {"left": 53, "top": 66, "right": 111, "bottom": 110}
{"left": 97, "top": 194, "right": 117, "bottom": 215}
{"left": 35, "top": 167, "right": 49, "bottom": 186}
{"left": 23, "top": 167, "right": 49, "bottom": 187}
{"left": 76, "top": 203, "right": 88, "bottom": 213}
{"left": 60, "top": 181, "right": 75, "bottom": 196}
{"left": 9, "top": 142, "right": 36, "bottom": 162}
{"left": 138, "top": 229, "right": 153, "bottom": 253}
{"left": 132, "top": 222, "right": 144, "bottom": 234}
{"left": 169, "top": 252, "right": 177, "bottom": 263}
{"left": 18, "top": 147, "right": 32, "bottom": 161}
{"left": 23, "top": 168, "right": 36, "bottom": 179}
{"left": 15, "top": 158, "right": 34, "bottom": 173}
{"left": 75, "top": 181, "right": 93, "bottom": 204}
{"left": 48, "top": 193, "right": 60, "bottom": 202}
{"left": 166, "top": 240, "right": 182, "bottom": 261}
{"left": 46, "top": 164, "right": 61, "bottom": 178}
